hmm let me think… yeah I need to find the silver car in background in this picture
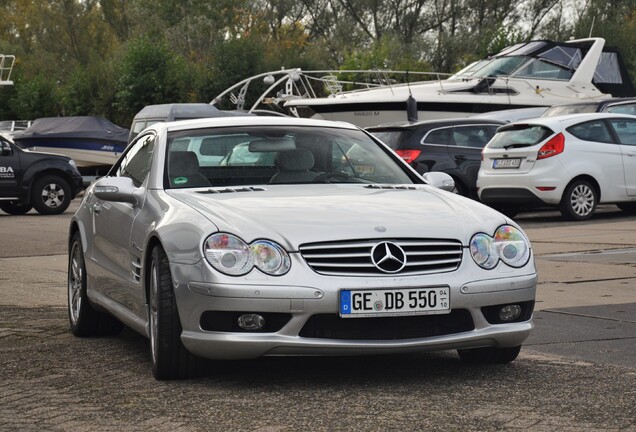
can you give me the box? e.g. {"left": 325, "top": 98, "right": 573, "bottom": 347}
{"left": 67, "top": 116, "right": 536, "bottom": 379}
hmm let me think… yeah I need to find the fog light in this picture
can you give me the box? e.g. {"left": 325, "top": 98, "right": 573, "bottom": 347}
{"left": 499, "top": 305, "right": 522, "bottom": 322}
{"left": 237, "top": 314, "right": 265, "bottom": 331}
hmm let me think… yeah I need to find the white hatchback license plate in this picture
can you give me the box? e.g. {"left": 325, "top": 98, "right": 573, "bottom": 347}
{"left": 493, "top": 158, "right": 521, "bottom": 169}
{"left": 339, "top": 287, "right": 450, "bottom": 318}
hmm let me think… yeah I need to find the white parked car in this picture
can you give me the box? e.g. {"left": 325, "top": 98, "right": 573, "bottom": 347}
{"left": 478, "top": 113, "right": 636, "bottom": 220}
{"left": 68, "top": 116, "right": 536, "bottom": 379}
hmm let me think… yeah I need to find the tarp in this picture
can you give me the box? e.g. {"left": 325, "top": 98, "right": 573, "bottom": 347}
{"left": 13, "top": 116, "right": 129, "bottom": 144}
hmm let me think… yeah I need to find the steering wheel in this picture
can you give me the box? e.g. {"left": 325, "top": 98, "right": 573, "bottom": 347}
{"left": 312, "top": 171, "right": 352, "bottom": 183}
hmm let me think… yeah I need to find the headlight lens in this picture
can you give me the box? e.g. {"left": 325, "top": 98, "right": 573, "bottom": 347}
{"left": 251, "top": 240, "right": 291, "bottom": 275}
{"left": 470, "top": 225, "right": 530, "bottom": 269}
{"left": 204, "top": 234, "right": 253, "bottom": 276}
{"left": 204, "top": 234, "right": 290, "bottom": 276}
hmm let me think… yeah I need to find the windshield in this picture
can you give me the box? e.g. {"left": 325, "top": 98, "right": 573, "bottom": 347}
{"left": 452, "top": 42, "right": 586, "bottom": 82}
{"left": 467, "top": 56, "right": 527, "bottom": 78}
{"left": 487, "top": 125, "right": 554, "bottom": 149}
{"left": 165, "top": 126, "right": 415, "bottom": 188}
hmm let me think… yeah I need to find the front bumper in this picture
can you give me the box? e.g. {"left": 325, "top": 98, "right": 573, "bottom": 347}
{"left": 172, "top": 259, "right": 537, "bottom": 360}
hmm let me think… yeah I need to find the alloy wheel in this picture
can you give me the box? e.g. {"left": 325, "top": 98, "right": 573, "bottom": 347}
{"left": 569, "top": 183, "right": 595, "bottom": 217}
{"left": 68, "top": 241, "right": 83, "bottom": 326}
{"left": 41, "top": 182, "right": 66, "bottom": 209}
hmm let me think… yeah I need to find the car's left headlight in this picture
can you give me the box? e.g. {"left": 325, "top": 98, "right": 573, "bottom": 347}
{"left": 204, "top": 233, "right": 291, "bottom": 276}
{"left": 470, "top": 225, "right": 530, "bottom": 270}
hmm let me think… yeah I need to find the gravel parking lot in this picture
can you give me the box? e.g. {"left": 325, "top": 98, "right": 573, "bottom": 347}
{"left": 1, "top": 201, "right": 635, "bottom": 431}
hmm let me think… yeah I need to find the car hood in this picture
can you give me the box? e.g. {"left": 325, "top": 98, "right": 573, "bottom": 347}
{"left": 167, "top": 185, "right": 509, "bottom": 250}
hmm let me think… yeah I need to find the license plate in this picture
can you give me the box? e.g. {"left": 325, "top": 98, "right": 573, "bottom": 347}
{"left": 339, "top": 287, "right": 450, "bottom": 318}
{"left": 493, "top": 158, "right": 521, "bottom": 169}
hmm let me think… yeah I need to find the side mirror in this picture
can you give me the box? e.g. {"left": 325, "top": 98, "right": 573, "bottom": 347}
{"left": 422, "top": 171, "right": 455, "bottom": 192}
{"left": 1, "top": 142, "right": 12, "bottom": 156}
{"left": 93, "top": 176, "right": 143, "bottom": 206}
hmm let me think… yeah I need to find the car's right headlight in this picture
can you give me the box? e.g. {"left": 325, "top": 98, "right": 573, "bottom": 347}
{"left": 470, "top": 225, "right": 530, "bottom": 270}
{"left": 204, "top": 233, "right": 254, "bottom": 276}
{"left": 204, "top": 233, "right": 291, "bottom": 276}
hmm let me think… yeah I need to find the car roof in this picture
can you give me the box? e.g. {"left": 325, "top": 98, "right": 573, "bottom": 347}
{"left": 366, "top": 118, "right": 506, "bottom": 131}
{"left": 153, "top": 116, "right": 361, "bottom": 134}
{"left": 504, "top": 112, "right": 636, "bottom": 128}
{"left": 547, "top": 97, "right": 636, "bottom": 110}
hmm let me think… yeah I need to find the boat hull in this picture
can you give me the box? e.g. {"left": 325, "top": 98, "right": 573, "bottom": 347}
{"left": 18, "top": 138, "right": 125, "bottom": 167}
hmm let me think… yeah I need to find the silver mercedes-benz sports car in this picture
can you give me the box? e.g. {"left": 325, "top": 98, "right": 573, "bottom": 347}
{"left": 67, "top": 116, "right": 536, "bottom": 379}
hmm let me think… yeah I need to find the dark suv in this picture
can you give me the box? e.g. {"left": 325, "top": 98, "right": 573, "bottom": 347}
{"left": 367, "top": 118, "right": 504, "bottom": 198}
{"left": 542, "top": 97, "right": 636, "bottom": 117}
{"left": 0, "top": 136, "right": 83, "bottom": 215}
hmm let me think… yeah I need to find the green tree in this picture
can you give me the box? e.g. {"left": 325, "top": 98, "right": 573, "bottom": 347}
{"left": 114, "top": 37, "right": 193, "bottom": 124}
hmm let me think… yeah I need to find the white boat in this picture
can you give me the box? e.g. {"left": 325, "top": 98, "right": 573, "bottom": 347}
{"left": 212, "top": 37, "right": 636, "bottom": 128}
{"left": 0, "top": 54, "right": 15, "bottom": 86}
{"left": 0, "top": 120, "right": 32, "bottom": 139}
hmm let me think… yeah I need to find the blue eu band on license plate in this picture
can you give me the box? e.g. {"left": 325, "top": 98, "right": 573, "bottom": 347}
{"left": 339, "top": 287, "right": 450, "bottom": 318}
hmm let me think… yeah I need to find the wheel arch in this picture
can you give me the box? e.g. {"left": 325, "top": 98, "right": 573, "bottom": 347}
{"left": 25, "top": 167, "right": 78, "bottom": 199}
{"left": 143, "top": 235, "right": 165, "bottom": 306}
{"left": 564, "top": 174, "right": 601, "bottom": 202}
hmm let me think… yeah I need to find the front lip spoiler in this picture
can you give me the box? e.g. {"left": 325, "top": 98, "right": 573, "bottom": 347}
{"left": 181, "top": 321, "right": 533, "bottom": 360}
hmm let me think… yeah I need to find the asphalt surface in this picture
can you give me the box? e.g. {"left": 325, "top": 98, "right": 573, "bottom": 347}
{"left": 1, "top": 201, "right": 636, "bottom": 431}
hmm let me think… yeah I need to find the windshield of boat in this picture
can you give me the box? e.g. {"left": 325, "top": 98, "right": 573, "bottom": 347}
{"left": 450, "top": 41, "right": 588, "bottom": 81}
{"left": 451, "top": 55, "right": 575, "bottom": 80}
{"left": 164, "top": 125, "right": 417, "bottom": 188}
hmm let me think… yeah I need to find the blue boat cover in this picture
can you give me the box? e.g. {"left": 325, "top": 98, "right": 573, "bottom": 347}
{"left": 13, "top": 116, "right": 129, "bottom": 144}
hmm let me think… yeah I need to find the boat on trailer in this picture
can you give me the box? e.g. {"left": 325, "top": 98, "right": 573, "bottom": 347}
{"left": 13, "top": 117, "right": 129, "bottom": 175}
{"left": 212, "top": 37, "right": 636, "bottom": 128}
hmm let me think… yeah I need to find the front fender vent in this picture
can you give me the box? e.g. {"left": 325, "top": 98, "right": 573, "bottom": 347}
{"left": 200, "top": 186, "right": 267, "bottom": 194}
{"left": 364, "top": 184, "right": 419, "bottom": 190}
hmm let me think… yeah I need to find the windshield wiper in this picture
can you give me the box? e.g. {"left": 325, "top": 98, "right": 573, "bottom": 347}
{"left": 503, "top": 143, "right": 534, "bottom": 150}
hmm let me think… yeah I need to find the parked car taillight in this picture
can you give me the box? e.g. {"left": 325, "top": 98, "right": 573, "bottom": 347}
{"left": 395, "top": 149, "right": 421, "bottom": 164}
{"left": 537, "top": 133, "right": 565, "bottom": 160}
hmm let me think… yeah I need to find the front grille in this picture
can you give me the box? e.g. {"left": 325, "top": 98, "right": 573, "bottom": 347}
{"left": 298, "top": 310, "right": 474, "bottom": 340}
{"left": 299, "top": 238, "right": 463, "bottom": 276}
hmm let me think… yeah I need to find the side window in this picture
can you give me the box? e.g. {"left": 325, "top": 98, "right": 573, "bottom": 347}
{"left": 114, "top": 134, "right": 156, "bottom": 187}
{"left": 605, "top": 104, "right": 636, "bottom": 116}
{"left": 422, "top": 128, "right": 451, "bottom": 145}
{"left": 566, "top": 120, "right": 613, "bottom": 143}
{"left": 451, "top": 126, "right": 492, "bottom": 148}
{"left": 609, "top": 119, "right": 636, "bottom": 146}
{"left": 1, "top": 140, "right": 12, "bottom": 156}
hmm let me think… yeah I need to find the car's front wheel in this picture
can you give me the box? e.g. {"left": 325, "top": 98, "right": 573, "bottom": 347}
{"left": 149, "top": 245, "right": 198, "bottom": 380}
{"left": 0, "top": 201, "right": 32, "bottom": 215}
{"left": 68, "top": 232, "right": 123, "bottom": 336}
{"left": 457, "top": 345, "right": 521, "bottom": 364}
{"left": 32, "top": 175, "right": 72, "bottom": 215}
{"left": 560, "top": 179, "right": 597, "bottom": 221}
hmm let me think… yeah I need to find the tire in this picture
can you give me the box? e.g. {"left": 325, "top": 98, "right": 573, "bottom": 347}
{"left": 495, "top": 206, "right": 518, "bottom": 218}
{"left": 0, "top": 201, "right": 32, "bottom": 215}
{"left": 457, "top": 345, "right": 521, "bottom": 364}
{"left": 451, "top": 178, "right": 467, "bottom": 197}
{"left": 68, "top": 232, "right": 123, "bottom": 337}
{"left": 32, "top": 175, "right": 72, "bottom": 215}
{"left": 617, "top": 202, "right": 636, "bottom": 213}
{"left": 149, "top": 245, "right": 198, "bottom": 380}
{"left": 559, "top": 179, "right": 597, "bottom": 221}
